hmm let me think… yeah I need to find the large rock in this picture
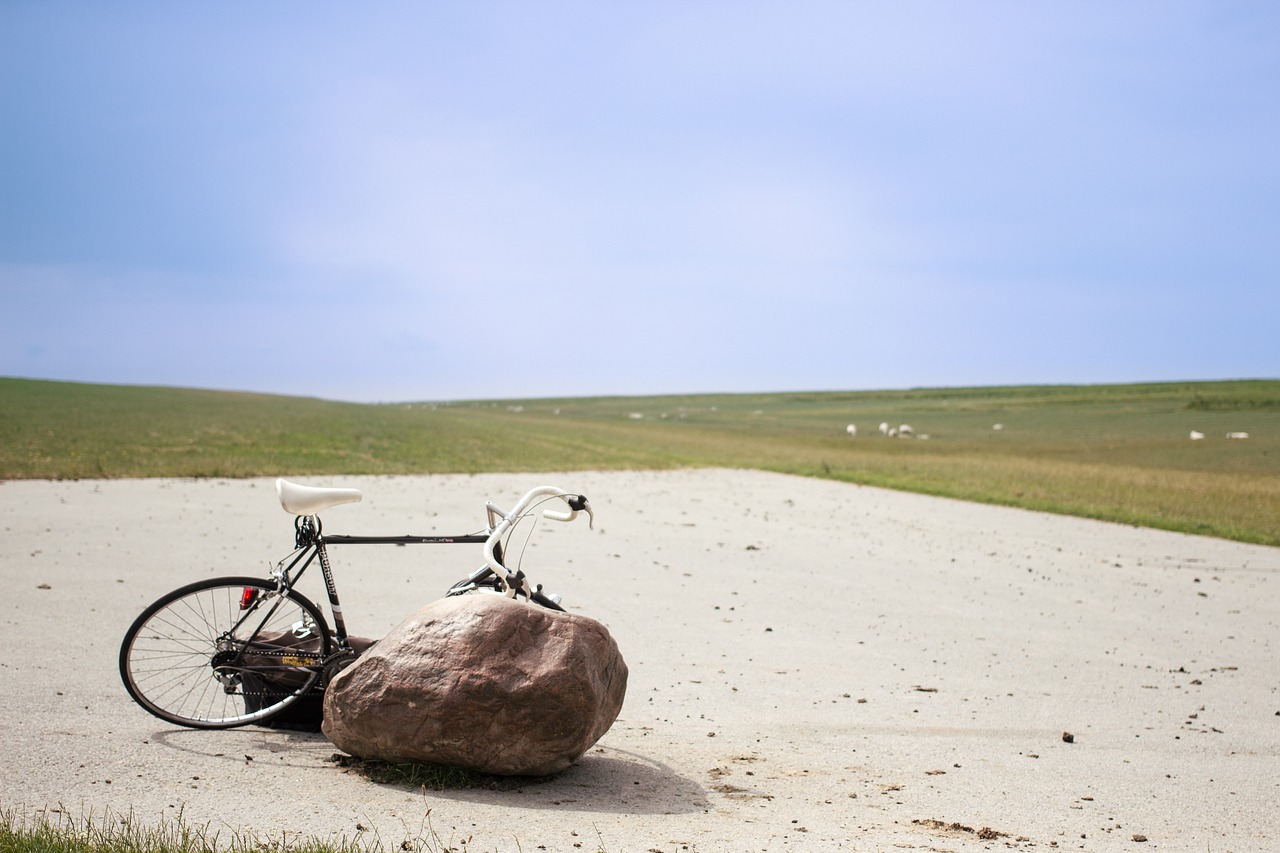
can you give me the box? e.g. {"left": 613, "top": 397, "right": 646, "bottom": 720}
{"left": 322, "top": 593, "right": 627, "bottom": 776}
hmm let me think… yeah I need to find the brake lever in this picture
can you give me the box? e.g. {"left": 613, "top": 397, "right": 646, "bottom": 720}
{"left": 568, "top": 494, "right": 595, "bottom": 529}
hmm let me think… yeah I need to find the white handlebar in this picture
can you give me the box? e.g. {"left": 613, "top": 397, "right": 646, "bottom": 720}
{"left": 483, "top": 486, "right": 593, "bottom": 594}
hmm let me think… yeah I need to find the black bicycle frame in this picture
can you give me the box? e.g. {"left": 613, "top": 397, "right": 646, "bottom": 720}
{"left": 276, "top": 530, "right": 493, "bottom": 653}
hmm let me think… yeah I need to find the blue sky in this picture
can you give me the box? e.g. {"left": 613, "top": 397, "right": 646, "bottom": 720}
{"left": 2, "top": 1, "right": 1276, "bottom": 402}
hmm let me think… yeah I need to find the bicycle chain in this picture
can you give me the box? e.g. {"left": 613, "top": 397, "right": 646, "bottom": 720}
{"left": 239, "top": 648, "right": 325, "bottom": 663}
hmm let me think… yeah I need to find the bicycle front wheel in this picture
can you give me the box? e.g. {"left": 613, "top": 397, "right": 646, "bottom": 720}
{"left": 119, "top": 577, "right": 332, "bottom": 729}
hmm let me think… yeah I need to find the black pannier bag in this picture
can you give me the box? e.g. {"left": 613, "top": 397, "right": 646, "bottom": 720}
{"left": 238, "top": 632, "right": 376, "bottom": 731}
{"left": 238, "top": 630, "right": 327, "bottom": 730}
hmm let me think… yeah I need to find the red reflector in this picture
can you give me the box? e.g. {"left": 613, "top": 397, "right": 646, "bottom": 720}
{"left": 240, "top": 587, "right": 258, "bottom": 610}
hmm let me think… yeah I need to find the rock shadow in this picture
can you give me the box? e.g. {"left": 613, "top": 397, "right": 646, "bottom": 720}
{"left": 149, "top": 730, "right": 706, "bottom": 815}
{"left": 428, "top": 747, "right": 709, "bottom": 815}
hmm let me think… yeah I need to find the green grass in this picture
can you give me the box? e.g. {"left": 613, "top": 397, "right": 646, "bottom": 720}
{"left": 0, "top": 806, "right": 601, "bottom": 853}
{"left": 328, "top": 755, "right": 528, "bottom": 792}
{"left": 0, "top": 806, "right": 413, "bottom": 853}
{"left": 2, "top": 376, "right": 1277, "bottom": 545}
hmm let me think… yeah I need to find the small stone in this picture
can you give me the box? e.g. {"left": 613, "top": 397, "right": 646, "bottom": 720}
{"left": 1062, "top": 731, "right": 1075, "bottom": 743}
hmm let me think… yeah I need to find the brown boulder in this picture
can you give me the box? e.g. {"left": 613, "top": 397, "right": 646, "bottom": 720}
{"left": 322, "top": 593, "right": 627, "bottom": 776}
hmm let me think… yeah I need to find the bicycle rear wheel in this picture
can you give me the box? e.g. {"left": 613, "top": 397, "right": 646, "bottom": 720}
{"left": 119, "top": 576, "right": 332, "bottom": 729}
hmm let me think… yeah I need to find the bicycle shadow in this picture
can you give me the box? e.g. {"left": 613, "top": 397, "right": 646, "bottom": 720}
{"left": 149, "top": 726, "right": 337, "bottom": 769}
{"left": 148, "top": 730, "right": 707, "bottom": 816}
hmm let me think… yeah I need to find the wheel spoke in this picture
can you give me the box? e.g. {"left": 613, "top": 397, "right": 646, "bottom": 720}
{"left": 119, "top": 579, "right": 329, "bottom": 728}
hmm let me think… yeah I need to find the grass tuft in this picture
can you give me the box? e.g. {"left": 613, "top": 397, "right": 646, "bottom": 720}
{"left": 327, "top": 754, "right": 536, "bottom": 792}
{"left": 0, "top": 805, "right": 490, "bottom": 853}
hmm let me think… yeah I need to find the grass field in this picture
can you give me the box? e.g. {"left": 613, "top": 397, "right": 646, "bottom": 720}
{"left": 2, "top": 377, "right": 1277, "bottom": 545}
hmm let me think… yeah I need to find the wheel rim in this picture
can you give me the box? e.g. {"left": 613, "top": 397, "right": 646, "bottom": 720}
{"left": 122, "top": 581, "right": 325, "bottom": 727}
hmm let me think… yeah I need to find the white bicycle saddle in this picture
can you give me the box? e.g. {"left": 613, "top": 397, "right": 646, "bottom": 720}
{"left": 275, "top": 478, "right": 363, "bottom": 516}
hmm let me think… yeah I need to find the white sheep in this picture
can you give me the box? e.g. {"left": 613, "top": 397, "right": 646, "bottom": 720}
{"left": 846, "top": 424, "right": 857, "bottom": 437}
{"left": 1226, "top": 431, "right": 1250, "bottom": 439}
{"left": 897, "top": 424, "right": 914, "bottom": 437}
{"left": 1189, "top": 431, "right": 1205, "bottom": 440}
{"left": 879, "top": 422, "right": 889, "bottom": 435}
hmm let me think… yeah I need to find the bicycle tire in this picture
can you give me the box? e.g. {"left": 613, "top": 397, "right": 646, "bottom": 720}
{"left": 119, "top": 576, "right": 332, "bottom": 729}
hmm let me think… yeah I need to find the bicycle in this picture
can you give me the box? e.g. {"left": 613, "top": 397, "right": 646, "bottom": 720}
{"left": 118, "top": 478, "right": 594, "bottom": 729}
